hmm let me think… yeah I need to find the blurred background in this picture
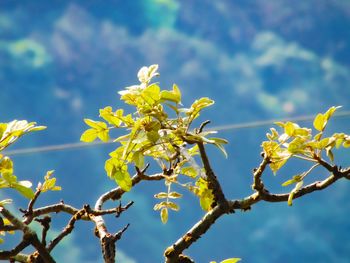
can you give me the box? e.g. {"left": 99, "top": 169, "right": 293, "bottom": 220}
{"left": 1, "top": 1, "right": 350, "bottom": 262}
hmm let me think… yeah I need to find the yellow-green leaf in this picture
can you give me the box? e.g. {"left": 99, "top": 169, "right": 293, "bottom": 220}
{"left": 313, "top": 113, "right": 325, "bottom": 131}
{"left": 282, "top": 175, "right": 302, "bottom": 187}
{"left": 220, "top": 258, "right": 242, "bottom": 263}
{"left": 284, "top": 122, "right": 295, "bottom": 136}
{"left": 97, "top": 129, "right": 109, "bottom": 142}
{"left": 138, "top": 64, "right": 159, "bottom": 84}
{"left": 0, "top": 157, "right": 13, "bottom": 174}
{"left": 154, "top": 192, "right": 168, "bottom": 199}
{"left": 113, "top": 169, "right": 132, "bottom": 192}
{"left": 132, "top": 151, "right": 144, "bottom": 168}
{"left": 0, "top": 199, "right": 12, "bottom": 206}
{"left": 84, "top": 119, "right": 107, "bottom": 130}
{"left": 160, "top": 84, "right": 181, "bottom": 104}
{"left": 160, "top": 208, "right": 168, "bottom": 224}
{"left": 343, "top": 139, "right": 350, "bottom": 148}
{"left": 288, "top": 181, "right": 303, "bottom": 206}
{"left": 80, "top": 128, "right": 98, "bottom": 142}
{"left": 181, "top": 167, "right": 198, "bottom": 178}
{"left": 12, "top": 183, "right": 34, "bottom": 199}
{"left": 99, "top": 106, "right": 122, "bottom": 127}
{"left": 168, "top": 192, "right": 182, "bottom": 199}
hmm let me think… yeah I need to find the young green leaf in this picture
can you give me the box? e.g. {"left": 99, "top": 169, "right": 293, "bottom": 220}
{"left": 0, "top": 199, "right": 12, "bottom": 206}
{"left": 12, "top": 183, "right": 34, "bottom": 199}
{"left": 160, "top": 84, "right": 181, "bottom": 104}
{"left": 313, "top": 113, "right": 325, "bottom": 131}
{"left": 168, "top": 192, "right": 182, "bottom": 199}
{"left": 160, "top": 208, "right": 168, "bottom": 224}
{"left": 132, "top": 151, "right": 144, "bottom": 168}
{"left": 181, "top": 167, "right": 198, "bottom": 178}
{"left": 113, "top": 169, "right": 132, "bottom": 192}
{"left": 80, "top": 128, "right": 98, "bottom": 142}
{"left": 154, "top": 192, "right": 169, "bottom": 199}
{"left": 221, "top": 259, "right": 242, "bottom": 263}
{"left": 288, "top": 181, "right": 303, "bottom": 206}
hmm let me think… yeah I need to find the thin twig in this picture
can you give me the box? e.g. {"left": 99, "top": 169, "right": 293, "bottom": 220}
{"left": 197, "top": 142, "right": 227, "bottom": 207}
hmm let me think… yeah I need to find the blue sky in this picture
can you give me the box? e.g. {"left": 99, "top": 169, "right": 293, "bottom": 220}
{"left": 1, "top": 1, "right": 350, "bottom": 262}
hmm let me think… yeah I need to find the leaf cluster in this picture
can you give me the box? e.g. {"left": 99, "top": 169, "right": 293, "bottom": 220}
{"left": 81, "top": 65, "right": 228, "bottom": 221}
{"left": 262, "top": 106, "right": 350, "bottom": 205}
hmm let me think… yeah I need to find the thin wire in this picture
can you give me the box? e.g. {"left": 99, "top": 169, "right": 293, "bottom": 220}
{"left": 212, "top": 110, "right": 350, "bottom": 131}
{"left": 3, "top": 111, "right": 350, "bottom": 156}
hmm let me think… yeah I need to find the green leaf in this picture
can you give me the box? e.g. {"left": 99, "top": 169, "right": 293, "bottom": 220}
{"left": 154, "top": 192, "right": 168, "bottom": 199}
{"left": 313, "top": 113, "right": 325, "bottom": 131}
{"left": 137, "top": 64, "right": 159, "bottom": 84}
{"left": 167, "top": 201, "right": 180, "bottom": 211}
{"left": 160, "top": 84, "right": 181, "bottom": 104}
{"left": 200, "top": 193, "right": 213, "bottom": 212}
{"left": 41, "top": 171, "right": 61, "bottom": 192}
{"left": 220, "top": 259, "right": 242, "bottom": 263}
{"left": 282, "top": 175, "right": 302, "bottom": 187}
{"left": 326, "top": 147, "right": 334, "bottom": 162}
{"left": 99, "top": 106, "right": 122, "bottom": 127}
{"left": 113, "top": 168, "right": 132, "bottom": 192}
{"left": 210, "top": 138, "right": 228, "bottom": 158}
{"left": 284, "top": 122, "right": 295, "bottom": 136}
{"left": 287, "top": 137, "right": 307, "bottom": 154}
{"left": 153, "top": 201, "right": 180, "bottom": 211}
{"left": 80, "top": 128, "right": 98, "bottom": 142}
{"left": 160, "top": 208, "right": 168, "bottom": 224}
{"left": 84, "top": 119, "right": 107, "bottom": 130}
{"left": 132, "top": 151, "right": 144, "bottom": 168}
{"left": 28, "top": 125, "right": 47, "bottom": 132}
{"left": 146, "top": 131, "right": 160, "bottom": 144}
{"left": 188, "top": 97, "right": 215, "bottom": 120}
{"left": 142, "top": 83, "right": 161, "bottom": 103}
{"left": 343, "top": 140, "right": 350, "bottom": 148}
{"left": 324, "top": 106, "right": 341, "bottom": 120}
{"left": 181, "top": 167, "right": 198, "bottom": 178}
{"left": 168, "top": 192, "right": 182, "bottom": 199}
{"left": 0, "top": 157, "right": 13, "bottom": 174}
{"left": 97, "top": 129, "right": 109, "bottom": 142}
{"left": 288, "top": 181, "right": 303, "bottom": 206}
{"left": 12, "top": 183, "right": 34, "bottom": 199}
{"left": 0, "top": 199, "right": 12, "bottom": 206}
{"left": 195, "top": 178, "right": 214, "bottom": 211}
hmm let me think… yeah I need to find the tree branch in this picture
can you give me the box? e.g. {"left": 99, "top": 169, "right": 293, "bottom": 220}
{"left": 91, "top": 165, "right": 162, "bottom": 263}
{"left": 197, "top": 142, "right": 227, "bottom": 207}
{"left": 0, "top": 239, "right": 30, "bottom": 260}
{"left": 165, "top": 153, "right": 350, "bottom": 262}
{"left": 0, "top": 207, "right": 56, "bottom": 263}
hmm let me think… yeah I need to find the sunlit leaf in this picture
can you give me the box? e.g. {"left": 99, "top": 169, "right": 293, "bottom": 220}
{"left": 99, "top": 106, "right": 122, "bottom": 127}
{"left": 80, "top": 128, "right": 98, "bottom": 142}
{"left": 138, "top": 64, "right": 159, "bottom": 84}
{"left": 220, "top": 258, "right": 241, "bottom": 263}
{"left": 284, "top": 122, "right": 295, "bottom": 136}
{"left": 40, "top": 170, "right": 61, "bottom": 192}
{"left": 160, "top": 208, "right": 168, "bottom": 224}
{"left": 282, "top": 175, "right": 302, "bottom": 187}
{"left": 181, "top": 167, "right": 198, "bottom": 178}
{"left": 0, "top": 157, "right": 13, "bottom": 174}
{"left": 313, "top": 113, "right": 325, "bottom": 132}
{"left": 84, "top": 119, "right": 107, "bottom": 130}
{"left": 12, "top": 183, "right": 34, "bottom": 199}
{"left": 113, "top": 168, "right": 132, "bottom": 192}
{"left": 160, "top": 84, "right": 181, "bottom": 104}
{"left": 132, "top": 151, "right": 144, "bottom": 168}
{"left": 0, "top": 199, "right": 12, "bottom": 206}
{"left": 154, "top": 192, "right": 168, "bottom": 199}
{"left": 288, "top": 181, "right": 303, "bottom": 206}
{"left": 168, "top": 192, "right": 182, "bottom": 199}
